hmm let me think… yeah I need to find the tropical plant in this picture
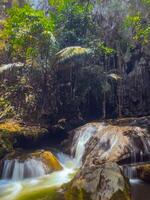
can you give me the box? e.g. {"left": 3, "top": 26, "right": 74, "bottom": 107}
{"left": 49, "top": 0, "right": 93, "bottom": 47}
{"left": 53, "top": 46, "right": 91, "bottom": 67}
{"left": 0, "top": 5, "right": 57, "bottom": 64}
{"left": 124, "top": 0, "right": 150, "bottom": 45}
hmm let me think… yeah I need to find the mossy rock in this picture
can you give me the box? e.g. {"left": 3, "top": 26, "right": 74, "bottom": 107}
{"left": 0, "top": 119, "right": 48, "bottom": 159}
{"left": 64, "top": 163, "right": 131, "bottom": 200}
{"left": 0, "top": 131, "right": 14, "bottom": 159}
{"left": 32, "top": 150, "right": 63, "bottom": 172}
{"left": 0, "top": 119, "right": 48, "bottom": 137}
{"left": 64, "top": 184, "right": 91, "bottom": 200}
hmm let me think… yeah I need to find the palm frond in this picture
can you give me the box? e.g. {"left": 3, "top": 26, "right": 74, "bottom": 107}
{"left": 107, "top": 73, "right": 122, "bottom": 80}
{"left": 53, "top": 46, "right": 91, "bottom": 66}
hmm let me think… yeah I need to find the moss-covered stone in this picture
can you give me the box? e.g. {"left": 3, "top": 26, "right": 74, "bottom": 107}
{"left": 0, "top": 132, "right": 14, "bottom": 159}
{"left": 0, "top": 120, "right": 48, "bottom": 137}
{"left": 64, "top": 184, "right": 91, "bottom": 200}
{"left": 32, "top": 150, "right": 63, "bottom": 171}
{"left": 0, "top": 119, "right": 48, "bottom": 159}
{"left": 64, "top": 163, "right": 131, "bottom": 200}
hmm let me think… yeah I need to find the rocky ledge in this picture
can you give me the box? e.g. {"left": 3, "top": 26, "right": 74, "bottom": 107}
{"left": 0, "top": 119, "right": 48, "bottom": 159}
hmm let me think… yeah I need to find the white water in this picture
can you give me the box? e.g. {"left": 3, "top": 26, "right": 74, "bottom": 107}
{"left": 73, "top": 125, "right": 97, "bottom": 167}
{"left": 0, "top": 153, "right": 75, "bottom": 200}
{"left": 2, "top": 159, "right": 48, "bottom": 180}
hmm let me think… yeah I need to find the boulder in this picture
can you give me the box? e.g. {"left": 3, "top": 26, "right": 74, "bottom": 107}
{"left": 83, "top": 123, "right": 150, "bottom": 165}
{"left": 69, "top": 122, "right": 150, "bottom": 166}
{"left": 32, "top": 150, "right": 63, "bottom": 171}
{"left": 137, "top": 164, "right": 150, "bottom": 182}
{"left": 64, "top": 162, "right": 131, "bottom": 200}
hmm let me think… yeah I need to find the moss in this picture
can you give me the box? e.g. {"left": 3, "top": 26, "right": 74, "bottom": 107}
{"left": 64, "top": 182, "right": 91, "bottom": 200}
{"left": 110, "top": 179, "right": 131, "bottom": 200}
{"left": 110, "top": 189, "right": 131, "bottom": 200}
{"left": 0, "top": 119, "right": 48, "bottom": 137}
{"left": 0, "top": 132, "right": 14, "bottom": 159}
{"left": 15, "top": 187, "right": 64, "bottom": 200}
{"left": 32, "top": 151, "right": 63, "bottom": 171}
{"left": 0, "top": 120, "right": 23, "bottom": 134}
{"left": 0, "top": 120, "right": 48, "bottom": 159}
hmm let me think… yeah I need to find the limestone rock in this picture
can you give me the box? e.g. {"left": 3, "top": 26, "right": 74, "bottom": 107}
{"left": 64, "top": 162, "right": 131, "bottom": 200}
{"left": 70, "top": 122, "right": 150, "bottom": 166}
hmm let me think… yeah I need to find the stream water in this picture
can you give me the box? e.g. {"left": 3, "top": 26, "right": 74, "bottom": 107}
{"left": 0, "top": 126, "right": 150, "bottom": 200}
{"left": 0, "top": 127, "right": 93, "bottom": 200}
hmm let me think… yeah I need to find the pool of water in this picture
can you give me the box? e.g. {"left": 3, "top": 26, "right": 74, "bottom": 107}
{"left": 130, "top": 179, "right": 150, "bottom": 200}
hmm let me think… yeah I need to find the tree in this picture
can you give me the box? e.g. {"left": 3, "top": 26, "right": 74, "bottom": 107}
{"left": 0, "top": 5, "right": 57, "bottom": 64}
{"left": 124, "top": 0, "right": 150, "bottom": 45}
{"left": 49, "top": 0, "right": 93, "bottom": 48}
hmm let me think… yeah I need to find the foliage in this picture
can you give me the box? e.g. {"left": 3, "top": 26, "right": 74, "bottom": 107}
{"left": 53, "top": 46, "right": 91, "bottom": 66}
{"left": 0, "top": 5, "right": 57, "bottom": 62}
{"left": 49, "top": 0, "right": 93, "bottom": 47}
{"left": 124, "top": 1, "right": 150, "bottom": 45}
{"left": 0, "top": 97, "right": 15, "bottom": 120}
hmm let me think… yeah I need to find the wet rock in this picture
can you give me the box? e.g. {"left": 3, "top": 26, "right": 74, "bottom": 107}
{"left": 64, "top": 162, "right": 131, "bottom": 200}
{"left": 69, "top": 122, "right": 150, "bottom": 166}
{"left": 137, "top": 164, "right": 150, "bottom": 182}
{"left": 0, "top": 119, "right": 48, "bottom": 158}
{"left": 33, "top": 150, "right": 63, "bottom": 171}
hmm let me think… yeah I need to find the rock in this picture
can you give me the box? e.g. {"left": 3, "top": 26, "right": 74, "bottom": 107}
{"left": 5, "top": 150, "right": 63, "bottom": 172}
{"left": 33, "top": 150, "right": 63, "bottom": 171}
{"left": 69, "top": 122, "right": 150, "bottom": 166}
{"left": 137, "top": 164, "right": 150, "bottom": 182}
{"left": 0, "top": 119, "right": 48, "bottom": 137}
{"left": 0, "top": 119, "right": 48, "bottom": 158}
{"left": 0, "top": 133, "right": 14, "bottom": 159}
{"left": 64, "top": 162, "right": 131, "bottom": 200}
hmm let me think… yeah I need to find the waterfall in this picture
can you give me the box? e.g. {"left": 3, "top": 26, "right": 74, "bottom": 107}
{"left": 2, "top": 159, "right": 48, "bottom": 180}
{"left": 122, "top": 165, "right": 138, "bottom": 179}
{"left": 73, "top": 125, "right": 98, "bottom": 167}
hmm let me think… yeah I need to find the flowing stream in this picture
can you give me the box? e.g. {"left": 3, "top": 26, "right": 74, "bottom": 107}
{"left": 0, "top": 126, "right": 96, "bottom": 200}
{"left": 0, "top": 124, "right": 150, "bottom": 200}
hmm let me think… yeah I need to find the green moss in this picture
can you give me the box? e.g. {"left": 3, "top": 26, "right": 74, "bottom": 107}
{"left": 110, "top": 179, "right": 131, "bottom": 200}
{"left": 111, "top": 189, "right": 131, "bottom": 200}
{"left": 64, "top": 183, "right": 91, "bottom": 200}
{"left": 15, "top": 187, "right": 64, "bottom": 200}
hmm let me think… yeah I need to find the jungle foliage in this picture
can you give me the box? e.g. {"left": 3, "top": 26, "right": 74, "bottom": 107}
{"left": 0, "top": 0, "right": 149, "bottom": 121}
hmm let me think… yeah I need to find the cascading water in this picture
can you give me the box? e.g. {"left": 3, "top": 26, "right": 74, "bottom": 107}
{"left": 0, "top": 152, "right": 75, "bottom": 200}
{"left": 2, "top": 159, "right": 48, "bottom": 180}
{"left": 122, "top": 165, "right": 138, "bottom": 179}
{"left": 73, "top": 125, "right": 97, "bottom": 167}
